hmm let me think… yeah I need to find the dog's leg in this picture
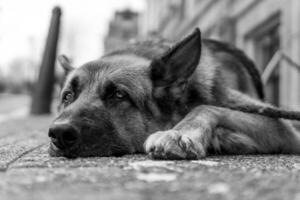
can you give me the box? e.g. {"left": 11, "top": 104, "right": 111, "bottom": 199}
{"left": 144, "top": 105, "right": 300, "bottom": 160}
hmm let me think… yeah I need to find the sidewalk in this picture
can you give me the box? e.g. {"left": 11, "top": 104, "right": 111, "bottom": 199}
{"left": 0, "top": 116, "right": 300, "bottom": 200}
{"left": 0, "top": 94, "right": 30, "bottom": 123}
{"left": 0, "top": 94, "right": 30, "bottom": 114}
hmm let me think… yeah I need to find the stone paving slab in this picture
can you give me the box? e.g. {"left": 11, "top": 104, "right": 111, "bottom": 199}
{"left": 0, "top": 116, "right": 51, "bottom": 171}
{"left": 0, "top": 116, "right": 300, "bottom": 200}
{"left": 1, "top": 154, "right": 300, "bottom": 200}
{"left": 0, "top": 139, "right": 45, "bottom": 171}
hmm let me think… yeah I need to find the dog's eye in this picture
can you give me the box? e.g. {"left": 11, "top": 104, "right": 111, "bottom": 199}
{"left": 113, "top": 90, "right": 126, "bottom": 100}
{"left": 62, "top": 91, "right": 74, "bottom": 104}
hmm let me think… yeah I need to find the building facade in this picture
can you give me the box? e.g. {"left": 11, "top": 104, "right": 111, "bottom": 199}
{"left": 143, "top": 0, "right": 300, "bottom": 109}
{"left": 104, "top": 9, "right": 139, "bottom": 53}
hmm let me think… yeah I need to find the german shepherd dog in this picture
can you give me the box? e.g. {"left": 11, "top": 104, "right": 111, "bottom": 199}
{"left": 49, "top": 28, "right": 300, "bottom": 159}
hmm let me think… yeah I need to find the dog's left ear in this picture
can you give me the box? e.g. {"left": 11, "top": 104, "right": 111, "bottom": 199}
{"left": 58, "top": 55, "right": 74, "bottom": 75}
{"left": 150, "top": 28, "right": 201, "bottom": 86}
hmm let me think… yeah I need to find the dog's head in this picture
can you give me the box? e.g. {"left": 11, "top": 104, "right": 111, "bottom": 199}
{"left": 49, "top": 29, "right": 202, "bottom": 158}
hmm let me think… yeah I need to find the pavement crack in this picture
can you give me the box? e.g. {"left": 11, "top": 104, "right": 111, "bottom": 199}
{"left": 4, "top": 143, "right": 46, "bottom": 172}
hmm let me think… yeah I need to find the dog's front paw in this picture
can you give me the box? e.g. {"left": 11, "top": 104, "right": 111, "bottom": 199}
{"left": 144, "top": 130, "right": 206, "bottom": 160}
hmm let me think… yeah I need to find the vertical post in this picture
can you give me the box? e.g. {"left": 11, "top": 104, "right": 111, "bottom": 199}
{"left": 30, "top": 6, "right": 61, "bottom": 115}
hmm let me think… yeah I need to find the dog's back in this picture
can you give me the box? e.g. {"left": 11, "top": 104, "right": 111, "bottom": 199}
{"left": 203, "top": 39, "right": 263, "bottom": 100}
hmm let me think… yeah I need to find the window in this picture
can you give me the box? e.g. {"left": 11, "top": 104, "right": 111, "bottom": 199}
{"left": 246, "top": 13, "right": 281, "bottom": 106}
{"left": 255, "top": 25, "right": 280, "bottom": 106}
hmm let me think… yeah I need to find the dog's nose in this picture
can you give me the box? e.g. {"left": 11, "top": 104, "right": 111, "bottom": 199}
{"left": 48, "top": 123, "right": 79, "bottom": 150}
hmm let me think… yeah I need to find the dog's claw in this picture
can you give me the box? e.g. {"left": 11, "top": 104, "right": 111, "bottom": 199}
{"left": 144, "top": 130, "right": 206, "bottom": 160}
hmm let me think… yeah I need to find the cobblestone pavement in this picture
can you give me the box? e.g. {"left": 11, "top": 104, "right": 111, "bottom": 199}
{"left": 0, "top": 116, "right": 300, "bottom": 200}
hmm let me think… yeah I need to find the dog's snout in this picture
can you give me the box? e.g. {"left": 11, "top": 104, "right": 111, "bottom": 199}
{"left": 48, "top": 123, "right": 79, "bottom": 150}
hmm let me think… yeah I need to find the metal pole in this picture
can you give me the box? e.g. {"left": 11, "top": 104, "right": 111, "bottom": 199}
{"left": 30, "top": 6, "right": 61, "bottom": 115}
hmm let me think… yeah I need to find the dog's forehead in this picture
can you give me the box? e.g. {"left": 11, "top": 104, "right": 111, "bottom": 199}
{"left": 64, "top": 54, "right": 151, "bottom": 88}
{"left": 79, "top": 54, "right": 150, "bottom": 75}
{"left": 101, "top": 54, "right": 151, "bottom": 71}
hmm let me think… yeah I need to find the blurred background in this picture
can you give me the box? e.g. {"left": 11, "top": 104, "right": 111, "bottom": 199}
{"left": 0, "top": 0, "right": 300, "bottom": 122}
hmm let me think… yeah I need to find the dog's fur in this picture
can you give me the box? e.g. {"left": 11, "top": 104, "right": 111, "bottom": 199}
{"left": 49, "top": 28, "right": 300, "bottom": 159}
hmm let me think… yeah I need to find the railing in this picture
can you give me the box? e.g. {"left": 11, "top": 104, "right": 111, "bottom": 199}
{"left": 262, "top": 50, "right": 300, "bottom": 84}
{"left": 262, "top": 51, "right": 300, "bottom": 127}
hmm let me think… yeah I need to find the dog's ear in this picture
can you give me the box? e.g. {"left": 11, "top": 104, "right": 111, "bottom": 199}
{"left": 150, "top": 28, "right": 201, "bottom": 86}
{"left": 58, "top": 55, "right": 74, "bottom": 75}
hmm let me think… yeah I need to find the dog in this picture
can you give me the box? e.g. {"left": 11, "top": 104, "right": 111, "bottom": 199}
{"left": 48, "top": 28, "right": 300, "bottom": 159}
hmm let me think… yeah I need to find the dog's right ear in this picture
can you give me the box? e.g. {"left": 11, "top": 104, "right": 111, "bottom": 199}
{"left": 58, "top": 55, "right": 74, "bottom": 75}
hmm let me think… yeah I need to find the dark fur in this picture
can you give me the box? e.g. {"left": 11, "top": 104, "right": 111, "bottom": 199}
{"left": 203, "top": 39, "right": 264, "bottom": 100}
{"left": 49, "top": 28, "right": 300, "bottom": 159}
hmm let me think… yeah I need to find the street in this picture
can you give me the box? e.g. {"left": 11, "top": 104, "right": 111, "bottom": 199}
{"left": 0, "top": 116, "right": 300, "bottom": 200}
{"left": 0, "top": 94, "right": 30, "bottom": 123}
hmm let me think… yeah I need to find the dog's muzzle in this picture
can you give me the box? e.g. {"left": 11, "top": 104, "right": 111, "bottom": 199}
{"left": 48, "top": 122, "right": 80, "bottom": 154}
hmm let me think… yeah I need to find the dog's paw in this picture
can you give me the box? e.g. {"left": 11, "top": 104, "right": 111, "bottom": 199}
{"left": 144, "top": 130, "right": 206, "bottom": 160}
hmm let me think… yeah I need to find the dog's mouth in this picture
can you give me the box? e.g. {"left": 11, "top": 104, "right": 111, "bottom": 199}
{"left": 48, "top": 141, "right": 131, "bottom": 158}
{"left": 48, "top": 142, "right": 81, "bottom": 158}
